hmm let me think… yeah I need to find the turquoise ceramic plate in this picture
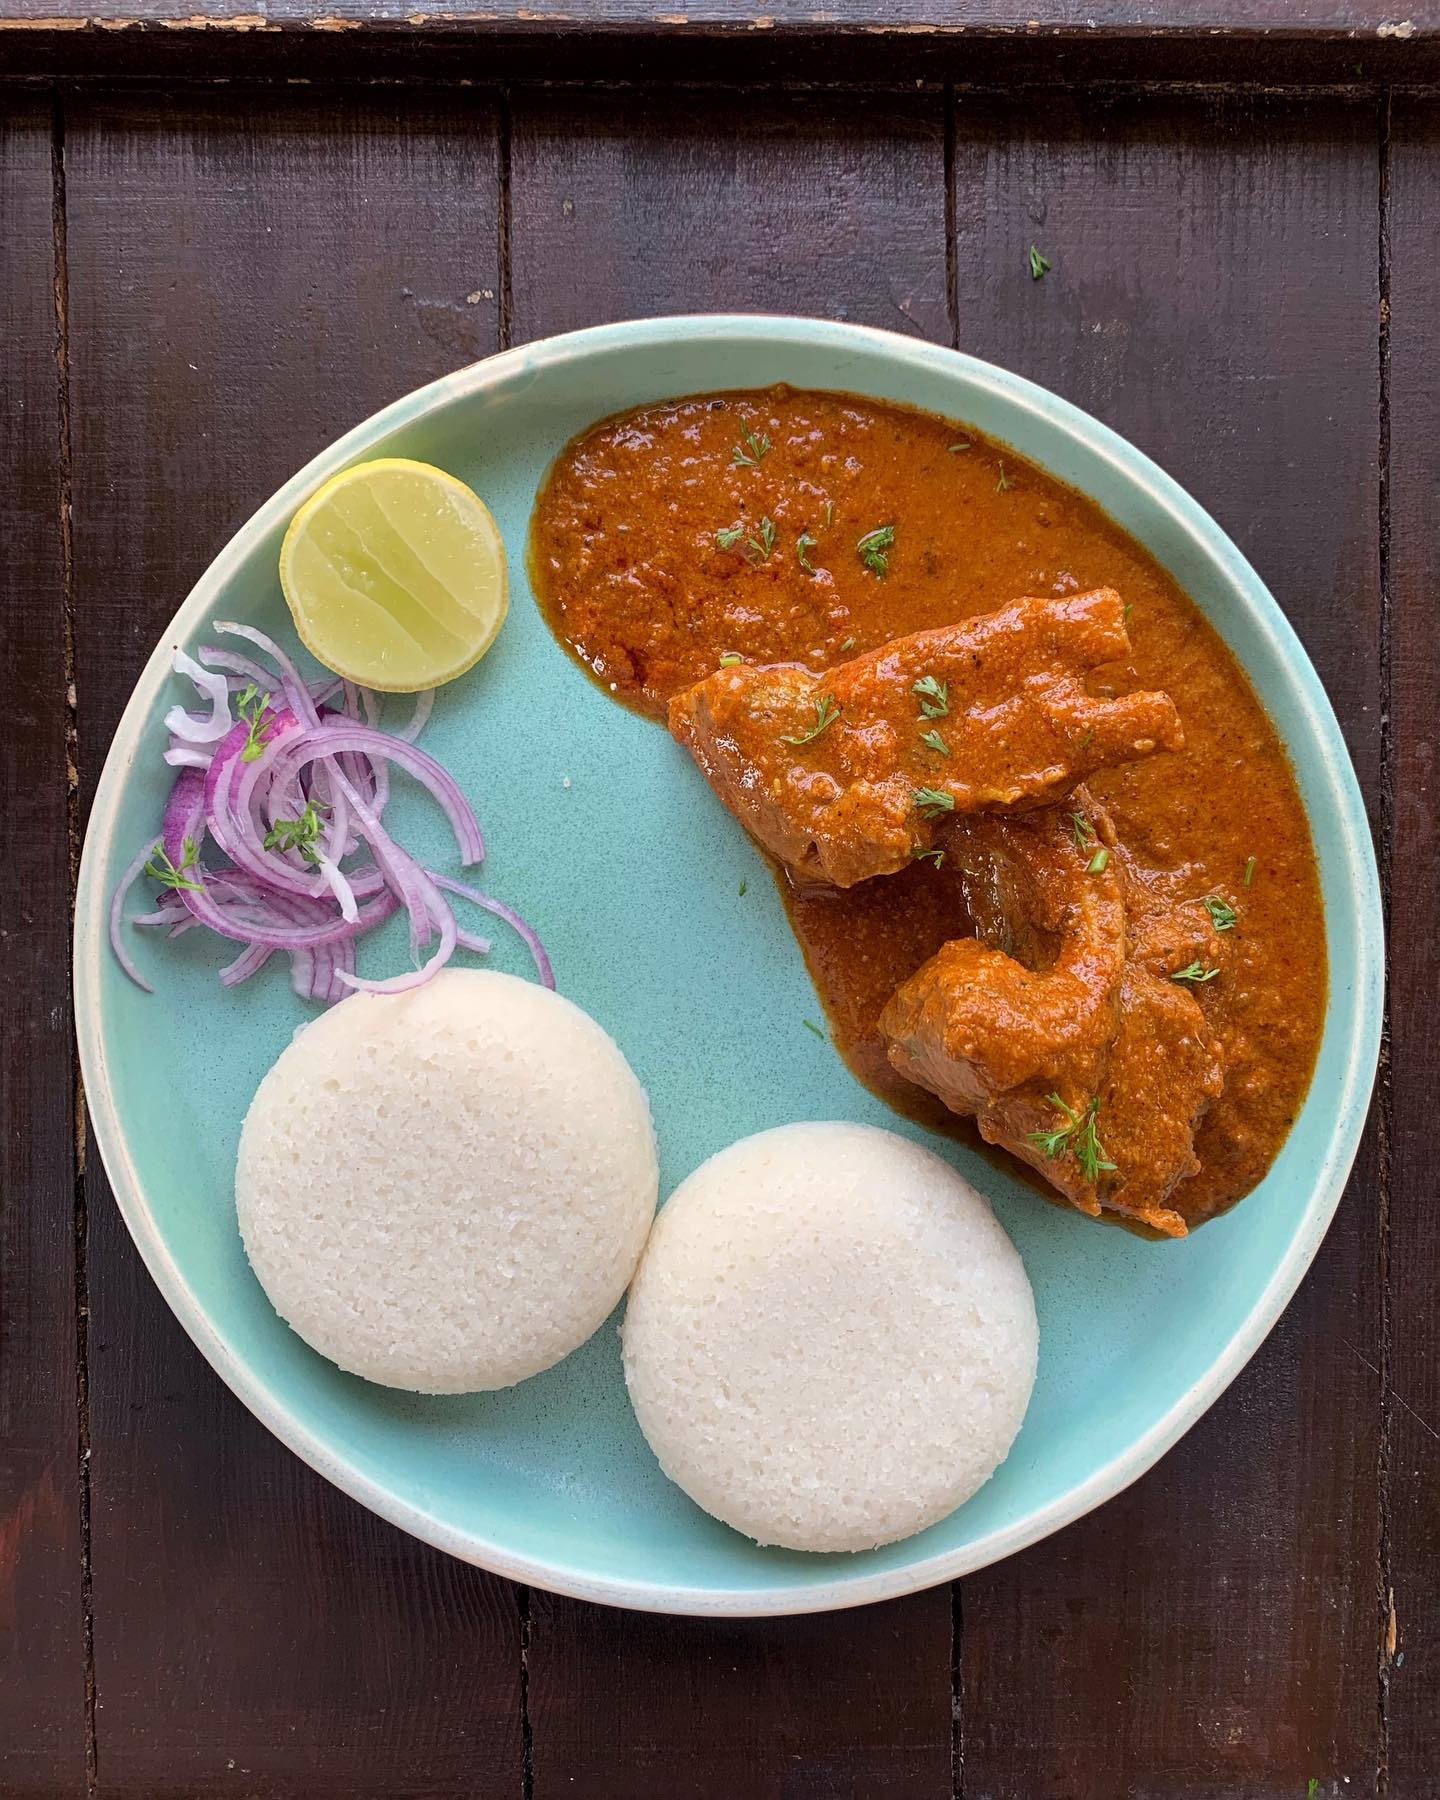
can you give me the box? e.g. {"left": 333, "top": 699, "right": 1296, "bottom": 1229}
{"left": 75, "top": 317, "right": 1381, "bottom": 1616}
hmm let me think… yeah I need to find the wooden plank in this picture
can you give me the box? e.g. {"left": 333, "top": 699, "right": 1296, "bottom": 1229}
{"left": 5, "top": 0, "right": 1439, "bottom": 28}
{"left": 0, "top": 96, "right": 88, "bottom": 1800}
{"left": 511, "top": 89, "right": 950, "bottom": 344}
{"left": 510, "top": 85, "right": 956, "bottom": 1800}
{"left": 527, "top": 1592, "right": 958, "bottom": 1799}
{"left": 1381, "top": 92, "right": 1440, "bottom": 1800}
{"left": 948, "top": 92, "right": 1385, "bottom": 1798}
{"left": 64, "top": 91, "right": 525, "bottom": 1798}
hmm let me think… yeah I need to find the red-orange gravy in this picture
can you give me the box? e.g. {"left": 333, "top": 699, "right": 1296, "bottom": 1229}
{"left": 528, "top": 387, "right": 1326, "bottom": 1223}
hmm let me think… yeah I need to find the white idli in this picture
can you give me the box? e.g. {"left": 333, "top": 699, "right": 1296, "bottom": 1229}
{"left": 237, "top": 968, "right": 657, "bottom": 1393}
{"left": 622, "top": 1121, "right": 1037, "bottom": 1552}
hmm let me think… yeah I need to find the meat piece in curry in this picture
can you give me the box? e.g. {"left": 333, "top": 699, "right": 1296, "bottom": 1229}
{"left": 528, "top": 385, "right": 1327, "bottom": 1233}
{"left": 880, "top": 798, "right": 1225, "bottom": 1237}
{"left": 669, "top": 590, "right": 1183, "bottom": 887}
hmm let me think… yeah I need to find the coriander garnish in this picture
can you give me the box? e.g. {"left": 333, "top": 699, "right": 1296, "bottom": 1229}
{"left": 1075, "top": 1106, "right": 1115, "bottom": 1182}
{"left": 1028, "top": 244, "right": 1052, "bottom": 281}
{"left": 839, "top": 636, "right": 857, "bottom": 652}
{"left": 1243, "top": 856, "right": 1257, "bottom": 887}
{"left": 1070, "top": 811, "right": 1097, "bottom": 849}
{"left": 796, "top": 532, "right": 820, "bottom": 574}
{"left": 919, "top": 728, "right": 951, "bottom": 757}
{"left": 719, "top": 651, "right": 743, "bottom": 667}
{"left": 738, "top": 879, "right": 747, "bottom": 896}
{"left": 913, "top": 846, "right": 945, "bottom": 868}
{"left": 782, "top": 695, "right": 841, "bottom": 746}
{"left": 732, "top": 423, "right": 772, "bottom": 467}
{"left": 1171, "top": 962, "right": 1220, "bottom": 985}
{"left": 716, "top": 518, "right": 776, "bottom": 561}
{"left": 996, "top": 462, "right": 1014, "bottom": 493}
{"left": 913, "top": 786, "right": 955, "bottom": 818}
{"left": 802, "top": 1018, "right": 826, "bottom": 1040}
{"left": 912, "top": 674, "right": 949, "bottom": 718}
{"left": 236, "top": 682, "right": 274, "bottom": 763}
{"left": 857, "top": 524, "right": 895, "bottom": 578}
{"left": 264, "top": 798, "right": 329, "bottom": 865}
{"left": 1087, "top": 847, "right": 1110, "bottom": 874}
{"left": 145, "top": 836, "right": 203, "bottom": 893}
{"left": 1203, "top": 895, "right": 1238, "bottom": 931}
{"left": 1027, "top": 1095, "right": 1116, "bottom": 1184}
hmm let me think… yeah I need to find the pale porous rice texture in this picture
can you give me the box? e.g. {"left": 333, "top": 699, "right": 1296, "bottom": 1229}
{"left": 237, "top": 968, "right": 658, "bottom": 1393}
{"left": 622, "top": 1121, "right": 1038, "bottom": 1553}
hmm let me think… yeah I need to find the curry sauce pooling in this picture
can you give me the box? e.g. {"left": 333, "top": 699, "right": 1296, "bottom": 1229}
{"left": 529, "top": 387, "right": 1326, "bottom": 1226}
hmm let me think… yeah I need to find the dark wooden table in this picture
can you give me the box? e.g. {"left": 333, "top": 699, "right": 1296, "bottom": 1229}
{"left": 3, "top": 7, "right": 1437, "bottom": 1795}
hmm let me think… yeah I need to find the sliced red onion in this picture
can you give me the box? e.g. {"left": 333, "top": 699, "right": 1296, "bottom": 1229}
{"left": 131, "top": 903, "right": 188, "bottom": 928}
{"left": 220, "top": 886, "right": 329, "bottom": 988}
{"left": 213, "top": 621, "right": 321, "bottom": 728}
{"left": 359, "top": 687, "right": 390, "bottom": 814}
{"left": 314, "top": 853, "right": 360, "bottom": 923}
{"left": 429, "top": 874, "right": 554, "bottom": 990}
{"left": 289, "top": 946, "right": 316, "bottom": 998}
{"left": 336, "top": 876, "right": 458, "bottom": 995}
{"left": 197, "top": 647, "right": 345, "bottom": 713}
{"left": 325, "top": 761, "right": 434, "bottom": 957}
{"left": 169, "top": 772, "right": 398, "bottom": 948}
{"left": 198, "top": 646, "right": 280, "bottom": 692}
{"left": 164, "top": 744, "right": 215, "bottom": 770}
{"left": 252, "top": 723, "right": 484, "bottom": 866}
{"left": 165, "top": 648, "right": 234, "bottom": 743}
{"left": 206, "top": 713, "right": 323, "bottom": 897}
{"left": 325, "top": 934, "right": 356, "bottom": 1003}
{"left": 187, "top": 884, "right": 398, "bottom": 951}
{"left": 109, "top": 836, "right": 163, "bottom": 991}
{"left": 396, "top": 688, "right": 436, "bottom": 744}
{"left": 220, "top": 941, "right": 274, "bottom": 987}
{"left": 112, "top": 630, "right": 541, "bottom": 1003}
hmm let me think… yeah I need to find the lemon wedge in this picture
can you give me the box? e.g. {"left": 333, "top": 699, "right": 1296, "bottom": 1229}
{"left": 279, "top": 458, "right": 508, "bottom": 693}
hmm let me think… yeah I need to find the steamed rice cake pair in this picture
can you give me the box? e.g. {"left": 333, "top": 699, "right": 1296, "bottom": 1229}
{"left": 236, "top": 971, "right": 1036, "bottom": 1553}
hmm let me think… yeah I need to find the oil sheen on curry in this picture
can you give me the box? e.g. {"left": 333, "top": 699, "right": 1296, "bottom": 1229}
{"left": 529, "top": 388, "right": 1326, "bottom": 1236}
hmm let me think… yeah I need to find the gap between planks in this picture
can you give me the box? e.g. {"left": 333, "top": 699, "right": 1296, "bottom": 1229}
{"left": 496, "top": 85, "right": 532, "bottom": 1800}
{"left": 49, "top": 87, "right": 98, "bottom": 1800}
{"left": 9, "top": 73, "right": 1440, "bottom": 100}
{"left": 943, "top": 79, "right": 964, "bottom": 1799}
{"left": 1374, "top": 80, "right": 1395, "bottom": 1800}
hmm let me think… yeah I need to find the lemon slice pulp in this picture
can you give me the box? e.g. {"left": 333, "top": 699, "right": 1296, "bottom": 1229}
{"left": 279, "top": 458, "right": 508, "bottom": 693}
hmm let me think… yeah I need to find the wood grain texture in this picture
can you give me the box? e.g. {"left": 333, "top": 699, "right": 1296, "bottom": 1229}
{"left": 1380, "top": 92, "right": 1440, "bottom": 1800}
{"left": 947, "top": 92, "right": 1386, "bottom": 1799}
{"left": 527, "top": 1591, "right": 956, "bottom": 1800}
{"left": 63, "top": 91, "right": 524, "bottom": 1799}
{"left": 0, "top": 97, "right": 88, "bottom": 1800}
{"left": 510, "top": 90, "right": 950, "bottom": 344}
{"left": 4, "top": 0, "right": 1439, "bottom": 27}
{"left": 511, "top": 84, "right": 955, "bottom": 1800}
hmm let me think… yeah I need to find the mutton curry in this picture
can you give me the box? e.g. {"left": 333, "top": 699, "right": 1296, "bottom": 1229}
{"left": 529, "top": 387, "right": 1326, "bottom": 1235}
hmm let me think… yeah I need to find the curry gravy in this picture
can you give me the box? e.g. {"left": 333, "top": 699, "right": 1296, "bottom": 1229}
{"left": 529, "top": 388, "right": 1326, "bottom": 1222}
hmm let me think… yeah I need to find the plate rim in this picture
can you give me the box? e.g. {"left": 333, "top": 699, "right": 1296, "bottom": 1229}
{"left": 74, "top": 313, "right": 1383, "bottom": 1617}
